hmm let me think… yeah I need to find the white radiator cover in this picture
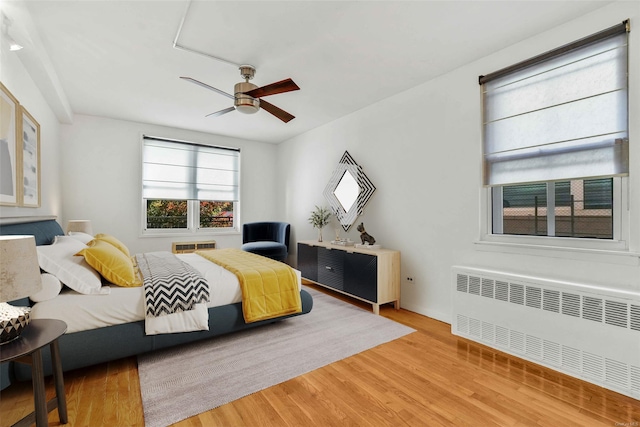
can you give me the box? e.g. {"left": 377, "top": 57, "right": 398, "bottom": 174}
{"left": 451, "top": 266, "right": 640, "bottom": 400}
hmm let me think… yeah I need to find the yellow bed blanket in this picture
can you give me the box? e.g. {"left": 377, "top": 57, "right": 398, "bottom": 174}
{"left": 195, "top": 248, "right": 302, "bottom": 323}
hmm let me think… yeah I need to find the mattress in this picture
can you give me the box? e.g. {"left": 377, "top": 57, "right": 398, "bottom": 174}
{"left": 31, "top": 253, "right": 301, "bottom": 333}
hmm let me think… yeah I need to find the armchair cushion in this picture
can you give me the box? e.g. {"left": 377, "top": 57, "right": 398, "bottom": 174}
{"left": 240, "top": 241, "right": 288, "bottom": 261}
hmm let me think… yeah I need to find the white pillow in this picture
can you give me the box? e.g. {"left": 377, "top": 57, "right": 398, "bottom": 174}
{"left": 36, "top": 236, "right": 103, "bottom": 295}
{"left": 68, "top": 231, "right": 94, "bottom": 245}
{"left": 30, "top": 273, "right": 62, "bottom": 302}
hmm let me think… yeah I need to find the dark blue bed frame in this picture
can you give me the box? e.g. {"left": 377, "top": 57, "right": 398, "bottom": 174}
{"left": 0, "top": 219, "right": 313, "bottom": 389}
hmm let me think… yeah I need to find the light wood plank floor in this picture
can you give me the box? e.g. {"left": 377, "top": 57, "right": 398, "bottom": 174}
{"left": 1, "top": 284, "right": 639, "bottom": 427}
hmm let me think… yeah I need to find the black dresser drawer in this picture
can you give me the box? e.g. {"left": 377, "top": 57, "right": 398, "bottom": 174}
{"left": 345, "top": 252, "right": 378, "bottom": 302}
{"left": 297, "top": 243, "right": 318, "bottom": 282}
{"left": 317, "top": 247, "right": 345, "bottom": 291}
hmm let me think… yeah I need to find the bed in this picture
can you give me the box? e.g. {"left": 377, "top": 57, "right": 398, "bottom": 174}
{"left": 0, "top": 218, "right": 313, "bottom": 389}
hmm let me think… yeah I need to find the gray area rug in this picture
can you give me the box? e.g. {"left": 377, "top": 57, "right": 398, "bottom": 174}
{"left": 137, "top": 286, "right": 415, "bottom": 427}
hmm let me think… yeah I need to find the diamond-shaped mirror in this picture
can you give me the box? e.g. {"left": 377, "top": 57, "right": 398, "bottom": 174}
{"left": 334, "top": 170, "right": 358, "bottom": 212}
{"left": 323, "top": 151, "right": 376, "bottom": 232}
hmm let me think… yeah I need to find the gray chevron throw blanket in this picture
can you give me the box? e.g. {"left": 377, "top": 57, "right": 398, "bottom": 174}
{"left": 135, "top": 252, "right": 210, "bottom": 317}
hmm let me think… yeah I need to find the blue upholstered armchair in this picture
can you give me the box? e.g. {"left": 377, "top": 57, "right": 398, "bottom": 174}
{"left": 241, "top": 222, "right": 290, "bottom": 262}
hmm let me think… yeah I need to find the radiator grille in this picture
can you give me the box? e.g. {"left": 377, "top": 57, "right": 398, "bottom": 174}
{"left": 582, "top": 296, "right": 603, "bottom": 323}
{"left": 469, "top": 276, "right": 481, "bottom": 295}
{"left": 453, "top": 269, "right": 640, "bottom": 400}
{"left": 482, "top": 279, "right": 494, "bottom": 298}
{"left": 456, "top": 313, "right": 640, "bottom": 397}
{"left": 561, "top": 346, "right": 581, "bottom": 372}
{"left": 482, "top": 321, "right": 494, "bottom": 342}
{"left": 630, "top": 305, "right": 640, "bottom": 331}
{"left": 605, "top": 300, "right": 628, "bottom": 328}
{"left": 562, "top": 292, "right": 581, "bottom": 317}
{"left": 542, "top": 289, "right": 560, "bottom": 313}
{"left": 543, "top": 340, "right": 561, "bottom": 366}
{"left": 583, "top": 352, "right": 604, "bottom": 379}
{"left": 455, "top": 273, "right": 638, "bottom": 333}
{"left": 525, "top": 335, "right": 543, "bottom": 359}
{"left": 171, "top": 240, "right": 216, "bottom": 254}
{"left": 606, "top": 358, "right": 629, "bottom": 389}
{"left": 510, "top": 283, "right": 524, "bottom": 305}
{"left": 526, "top": 286, "right": 542, "bottom": 309}
{"left": 510, "top": 330, "right": 525, "bottom": 353}
{"left": 495, "top": 281, "right": 509, "bottom": 301}
{"left": 456, "top": 274, "right": 468, "bottom": 293}
{"left": 496, "top": 325, "right": 509, "bottom": 347}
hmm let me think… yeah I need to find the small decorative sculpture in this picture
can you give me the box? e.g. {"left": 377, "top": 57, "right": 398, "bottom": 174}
{"left": 357, "top": 222, "right": 376, "bottom": 245}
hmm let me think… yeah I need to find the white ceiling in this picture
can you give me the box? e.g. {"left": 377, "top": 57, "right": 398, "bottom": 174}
{"left": 8, "top": 0, "right": 611, "bottom": 144}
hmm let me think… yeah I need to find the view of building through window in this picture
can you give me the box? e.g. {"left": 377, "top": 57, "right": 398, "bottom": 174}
{"left": 146, "top": 200, "right": 234, "bottom": 230}
{"left": 496, "top": 178, "right": 613, "bottom": 239}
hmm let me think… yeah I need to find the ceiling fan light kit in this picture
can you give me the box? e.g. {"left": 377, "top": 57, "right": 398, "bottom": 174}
{"left": 234, "top": 87, "right": 260, "bottom": 114}
{"left": 234, "top": 68, "right": 260, "bottom": 114}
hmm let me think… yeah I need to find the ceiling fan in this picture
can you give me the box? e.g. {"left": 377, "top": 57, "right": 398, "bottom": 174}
{"left": 181, "top": 65, "right": 300, "bottom": 123}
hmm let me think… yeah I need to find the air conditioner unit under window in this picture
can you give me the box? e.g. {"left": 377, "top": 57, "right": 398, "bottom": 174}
{"left": 171, "top": 241, "right": 216, "bottom": 254}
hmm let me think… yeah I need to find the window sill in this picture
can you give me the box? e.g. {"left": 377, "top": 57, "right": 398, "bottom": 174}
{"left": 141, "top": 229, "right": 240, "bottom": 238}
{"left": 474, "top": 238, "right": 640, "bottom": 266}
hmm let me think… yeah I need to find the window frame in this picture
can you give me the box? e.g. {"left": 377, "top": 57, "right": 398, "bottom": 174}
{"left": 478, "top": 21, "right": 631, "bottom": 254}
{"left": 140, "top": 135, "right": 241, "bottom": 237}
{"left": 481, "top": 176, "right": 628, "bottom": 252}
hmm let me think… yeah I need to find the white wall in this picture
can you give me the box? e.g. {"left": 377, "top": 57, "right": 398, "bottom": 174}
{"left": 0, "top": 48, "right": 62, "bottom": 219}
{"left": 61, "top": 115, "right": 279, "bottom": 254}
{"left": 278, "top": 1, "right": 640, "bottom": 322}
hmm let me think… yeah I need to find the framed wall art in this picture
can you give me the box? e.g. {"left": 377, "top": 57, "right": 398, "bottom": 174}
{"left": 0, "top": 82, "right": 20, "bottom": 206}
{"left": 19, "top": 106, "right": 41, "bottom": 207}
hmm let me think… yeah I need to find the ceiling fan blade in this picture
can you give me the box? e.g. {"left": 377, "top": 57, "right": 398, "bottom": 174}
{"left": 243, "top": 78, "right": 300, "bottom": 98}
{"left": 259, "top": 99, "right": 295, "bottom": 123}
{"left": 205, "top": 106, "right": 235, "bottom": 118}
{"left": 180, "top": 77, "right": 235, "bottom": 100}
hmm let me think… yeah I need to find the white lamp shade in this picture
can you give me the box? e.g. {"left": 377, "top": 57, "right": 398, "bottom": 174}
{"left": 66, "top": 220, "right": 93, "bottom": 235}
{"left": 0, "top": 235, "right": 42, "bottom": 302}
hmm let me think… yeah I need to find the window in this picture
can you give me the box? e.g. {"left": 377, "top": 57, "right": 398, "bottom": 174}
{"left": 494, "top": 178, "right": 613, "bottom": 239}
{"left": 142, "top": 136, "right": 240, "bottom": 234}
{"left": 480, "top": 21, "right": 629, "bottom": 246}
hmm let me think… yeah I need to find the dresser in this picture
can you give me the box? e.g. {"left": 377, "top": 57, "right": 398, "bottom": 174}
{"left": 297, "top": 240, "right": 400, "bottom": 314}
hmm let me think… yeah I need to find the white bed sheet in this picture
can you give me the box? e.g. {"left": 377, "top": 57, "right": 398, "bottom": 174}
{"left": 30, "top": 253, "right": 301, "bottom": 334}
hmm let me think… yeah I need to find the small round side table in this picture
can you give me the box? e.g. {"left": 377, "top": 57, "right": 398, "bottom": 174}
{"left": 0, "top": 319, "right": 68, "bottom": 427}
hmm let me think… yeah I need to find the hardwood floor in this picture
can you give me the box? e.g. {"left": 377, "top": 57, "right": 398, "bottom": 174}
{"left": 1, "top": 284, "right": 638, "bottom": 426}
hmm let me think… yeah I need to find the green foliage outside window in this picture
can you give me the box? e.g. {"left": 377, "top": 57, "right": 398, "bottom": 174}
{"left": 146, "top": 200, "right": 234, "bottom": 229}
{"left": 147, "top": 200, "right": 188, "bottom": 228}
{"left": 200, "top": 201, "right": 234, "bottom": 228}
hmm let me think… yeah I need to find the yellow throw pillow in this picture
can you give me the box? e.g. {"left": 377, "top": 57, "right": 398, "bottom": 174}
{"left": 94, "top": 233, "right": 130, "bottom": 256}
{"left": 76, "top": 240, "right": 141, "bottom": 287}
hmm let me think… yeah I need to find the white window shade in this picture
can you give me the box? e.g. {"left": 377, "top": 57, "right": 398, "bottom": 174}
{"left": 142, "top": 136, "right": 239, "bottom": 201}
{"left": 482, "top": 28, "right": 628, "bottom": 186}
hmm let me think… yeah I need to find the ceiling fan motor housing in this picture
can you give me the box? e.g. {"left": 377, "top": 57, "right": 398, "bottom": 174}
{"left": 234, "top": 81, "right": 260, "bottom": 114}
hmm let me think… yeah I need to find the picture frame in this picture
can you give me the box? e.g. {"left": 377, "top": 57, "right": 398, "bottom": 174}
{"left": 0, "top": 82, "right": 20, "bottom": 206}
{"left": 19, "top": 106, "right": 41, "bottom": 208}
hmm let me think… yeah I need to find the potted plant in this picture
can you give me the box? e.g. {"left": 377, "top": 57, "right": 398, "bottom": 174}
{"left": 308, "top": 206, "right": 332, "bottom": 242}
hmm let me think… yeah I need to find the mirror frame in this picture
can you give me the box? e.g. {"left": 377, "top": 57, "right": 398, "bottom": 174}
{"left": 323, "top": 151, "right": 376, "bottom": 232}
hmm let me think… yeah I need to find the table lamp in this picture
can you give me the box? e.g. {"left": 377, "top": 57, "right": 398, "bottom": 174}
{"left": 0, "top": 235, "right": 42, "bottom": 344}
{"left": 66, "top": 220, "right": 93, "bottom": 235}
